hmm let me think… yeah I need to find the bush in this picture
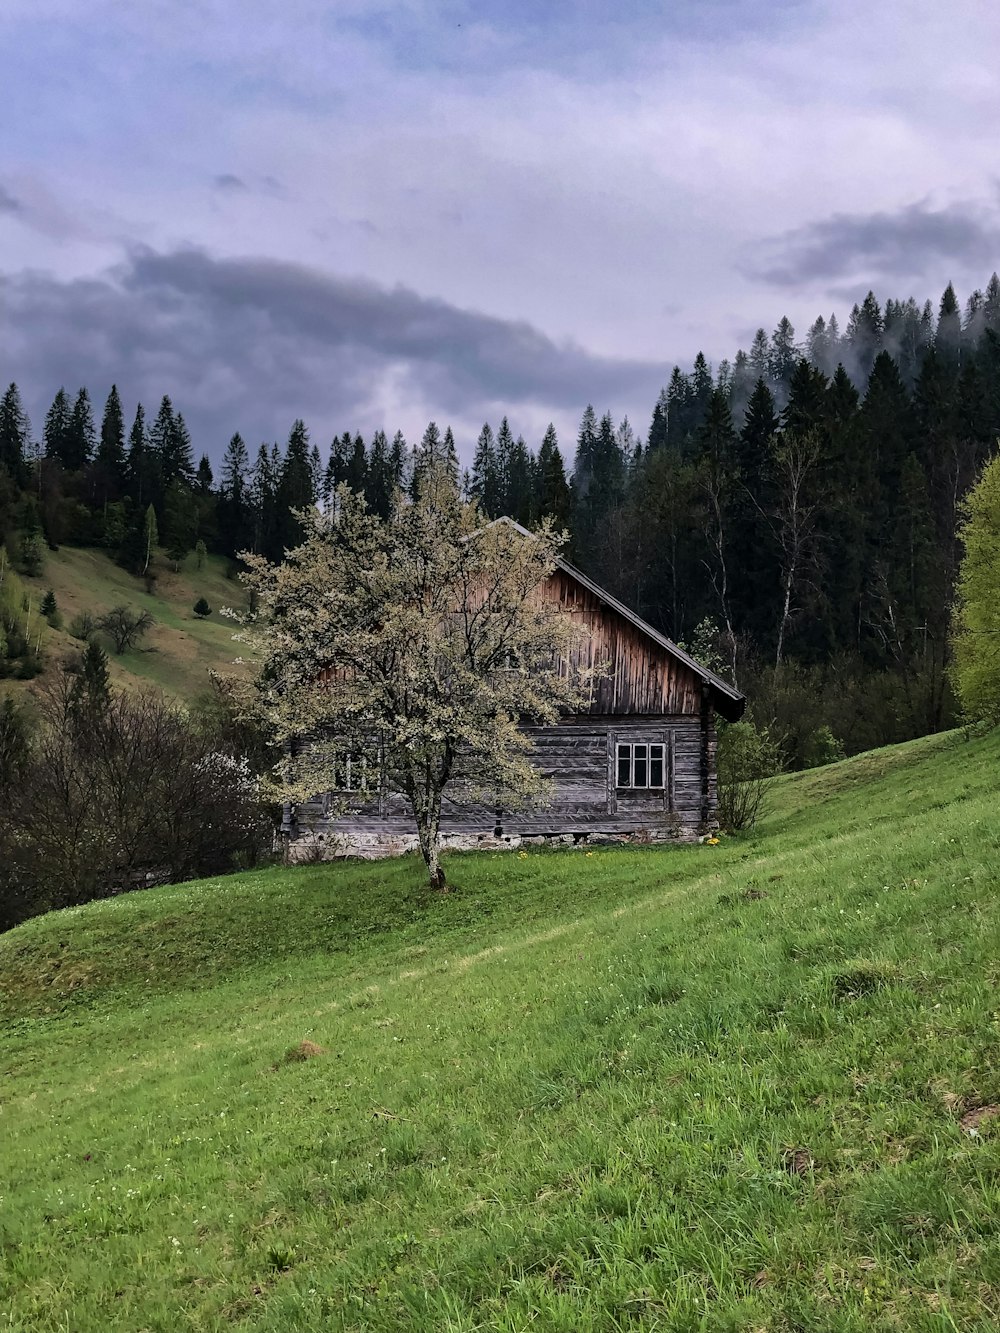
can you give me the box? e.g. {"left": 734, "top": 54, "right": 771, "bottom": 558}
{"left": 69, "top": 610, "right": 98, "bottom": 641}
{"left": 716, "top": 719, "right": 782, "bottom": 833}
{"left": 802, "top": 725, "right": 845, "bottom": 769}
{"left": 0, "top": 679, "right": 271, "bottom": 930}
{"left": 193, "top": 596, "right": 211, "bottom": 619}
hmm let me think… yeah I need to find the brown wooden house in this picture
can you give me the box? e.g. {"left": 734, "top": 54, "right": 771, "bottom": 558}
{"left": 287, "top": 537, "right": 744, "bottom": 858}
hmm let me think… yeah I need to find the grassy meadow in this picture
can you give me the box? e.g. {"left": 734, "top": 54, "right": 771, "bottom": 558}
{"left": 6, "top": 544, "right": 249, "bottom": 699}
{"left": 3, "top": 727, "right": 1000, "bottom": 1330}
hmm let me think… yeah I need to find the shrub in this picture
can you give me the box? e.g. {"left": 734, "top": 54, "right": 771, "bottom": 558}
{"left": 0, "top": 679, "right": 271, "bottom": 930}
{"left": 193, "top": 596, "right": 211, "bottom": 619}
{"left": 18, "top": 532, "right": 44, "bottom": 577}
{"left": 716, "top": 719, "right": 782, "bottom": 833}
{"left": 69, "top": 610, "right": 98, "bottom": 641}
{"left": 802, "top": 725, "right": 845, "bottom": 769}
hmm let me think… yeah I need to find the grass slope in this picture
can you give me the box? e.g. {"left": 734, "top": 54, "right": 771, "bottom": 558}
{"left": 3, "top": 728, "right": 1000, "bottom": 1331}
{"left": 10, "top": 544, "right": 247, "bottom": 699}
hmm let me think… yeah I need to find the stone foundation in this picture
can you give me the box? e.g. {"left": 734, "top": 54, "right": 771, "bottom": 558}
{"left": 283, "top": 824, "right": 702, "bottom": 863}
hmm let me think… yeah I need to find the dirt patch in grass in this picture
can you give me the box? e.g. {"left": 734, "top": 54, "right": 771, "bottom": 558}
{"left": 959, "top": 1104, "right": 1000, "bottom": 1135}
{"left": 276, "top": 1039, "right": 326, "bottom": 1067}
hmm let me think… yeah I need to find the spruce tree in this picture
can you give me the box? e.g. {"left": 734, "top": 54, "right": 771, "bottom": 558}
{"left": 365, "top": 429, "right": 394, "bottom": 519}
{"left": 96, "top": 384, "right": 126, "bottom": 491}
{"left": 196, "top": 454, "right": 213, "bottom": 493}
{"left": 44, "top": 389, "right": 72, "bottom": 465}
{"left": 0, "top": 383, "right": 30, "bottom": 482}
{"left": 277, "top": 420, "right": 315, "bottom": 550}
{"left": 126, "top": 403, "right": 148, "bottom": 505}
{"left": 936, "top": 282, "right": 962, "bottom": 360}
{"left": 64, "top": 388, "right": 96, "bottom": 471}
{"left": 470, "top": 423, "right": 500, "bottom": 516}
{"left": 536, "top": 424, "right": 570, "bottom": 528}
{"left": 346, "top": 433, "right": 367, "bottom": 494}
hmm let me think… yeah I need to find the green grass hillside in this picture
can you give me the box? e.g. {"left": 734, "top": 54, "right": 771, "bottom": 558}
{"left": 4, "top": 728, "right": 1000, "bottom": 1331}
{"left": 6, "top": 544, "right": 249, "bottom": 699}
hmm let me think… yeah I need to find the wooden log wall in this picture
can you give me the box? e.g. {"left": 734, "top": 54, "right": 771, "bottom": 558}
{"left": 293, "top": 715, "right": 718, "bottom": 842}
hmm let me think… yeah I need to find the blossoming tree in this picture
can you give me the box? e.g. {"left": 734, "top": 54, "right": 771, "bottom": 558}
{"left": 238, "top": 462, "right": 589, "bottom": 888}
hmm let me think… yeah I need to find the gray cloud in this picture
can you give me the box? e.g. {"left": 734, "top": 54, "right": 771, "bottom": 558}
{"left": 213, "top": 173, "right": 248, "bottom": 192}
{"left": 748, "top": 200, "right": 1000, "bottom": 287}
{"left": 0, "top": 247, "right": 664, "bottom": 458}
{"left": 0, "top": 184, "right": 22, "bottom": 214}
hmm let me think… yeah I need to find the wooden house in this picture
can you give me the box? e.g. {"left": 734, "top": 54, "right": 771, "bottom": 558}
{"left": 286, "top": 534, "right": 745, "bottom": 858}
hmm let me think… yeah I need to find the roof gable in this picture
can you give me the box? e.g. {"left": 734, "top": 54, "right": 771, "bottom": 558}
{"left": 494, "top": 517, "right": 746, "bottom": 722}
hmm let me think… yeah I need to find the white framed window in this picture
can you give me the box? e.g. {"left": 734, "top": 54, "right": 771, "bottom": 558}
{"left": 616, "top": 741, "right": 665, "bottom": 789}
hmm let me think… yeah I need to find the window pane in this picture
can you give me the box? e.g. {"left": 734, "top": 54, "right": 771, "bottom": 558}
{"left": 650, "top": 755, "right": 664, "bottom": 787}
{"left": 633, "top": 754, "right": 647, "bottom": 787}
{"left": 617, "top": 744, "right": 630, "bottom": 786}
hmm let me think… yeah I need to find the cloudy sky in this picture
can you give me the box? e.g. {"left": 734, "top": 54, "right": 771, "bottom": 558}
{"left": 2, "top": 0, "right": 999, "bottom": 464}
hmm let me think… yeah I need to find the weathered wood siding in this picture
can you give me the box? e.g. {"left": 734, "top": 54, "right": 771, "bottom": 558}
{"left": 542, "top": 568, "right": 705, "bottom": 716}
{"left": 294, "top": 714, "right": 717, "bottom": 843}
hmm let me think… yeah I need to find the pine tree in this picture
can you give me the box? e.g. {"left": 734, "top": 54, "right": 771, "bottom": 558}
{"left": 936, "top": 282, "right": 962, "bottom": 360}
{"left": 277, "top": 420, "right": 315, "bottom": 551}
{"left": 769, "top": 317, "right": 799, "bottom": 389}
{"left": 388, "top": 431, "right": 408, "bottom": 494}
{"left": 44, "top": 389, "right": 72, "bottom": 465}
{"left": 250, "top": 444, "right": 278, "bottom": 556}
{"left": 691, "top": 352, "right": 713, "bottom": 424}
{"left": 196, "top": 454, "right": 213, "bottom": 493}
{"left": 470, "top": 423, "right": 500, "bottom": 516}
{"left": 309, "top": 444, "right": 323, "bottom": 503}
{"left": 536, "top": 424, "right": 570, "bottom": 527}
{"left": 126, "top": 403, "right": 148, "bottom": 505}
{"left": 164, "top": 412, "right": 195, "bottom": 487}
{"left": 96, "top": 384, "right": 126, "bottom": 492}
{"left": 506, "top": 435, "right": 533, "bottom": 525}
{"left": 63, "top": 388, "right": 96, "bottom": 471}
{"left": 748, "top": 329, "right": 770, "bottom": 382}
{"left": 0, "top": 383, "right": 30, "bottom": 482}
{"left": 647, "top": 389, "right": 669, "bottom": 452}
{"left": 665, "top": 369, "right": 693, "bottom": 450}
{"left": 365, "top": 429, "right": 394, "bottom": 519}
{"left": 984, "top": 273, "right": 1000, "bottom": 334}
{"left": 69, "top": 639, "right": 111, "bottom": 721}
{"left": 346, "top": 433, "right": 367, "bottom": 494}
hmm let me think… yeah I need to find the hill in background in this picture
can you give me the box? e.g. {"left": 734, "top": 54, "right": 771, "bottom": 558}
{"left": 2, "top": 544, "right": 249, "bottom": 701}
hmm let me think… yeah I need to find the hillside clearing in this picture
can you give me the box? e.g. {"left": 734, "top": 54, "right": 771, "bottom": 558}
{"left": 5, "top": 544, "right": 248, "bottom": 700}
{"left": 3, "top": 728, "right": 1000, "bottom": 1331}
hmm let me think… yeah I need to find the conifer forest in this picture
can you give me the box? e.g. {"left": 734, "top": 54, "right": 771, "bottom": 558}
{"left": 3, "top": 278, "right": 999, "bottom": 765}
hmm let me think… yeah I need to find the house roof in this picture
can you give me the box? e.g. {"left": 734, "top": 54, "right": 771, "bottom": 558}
{"left": 492, "top": 517, "right": 746, "bottom": 722}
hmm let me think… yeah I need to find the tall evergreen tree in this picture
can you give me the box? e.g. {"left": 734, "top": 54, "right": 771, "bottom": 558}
{"left": 365, "top": 429, "right": 395, "bottom": 519}
{"left": 0, "top": 383, "right": 30, "bottom": 482}
{"left": 96, "top": 384, "right": 126, "bottom": 488}
{"left": 125, "top": 403, "right": 148, "bottom": 506}
{"left": 65, "top": 388, "right": 96, "bottom": 471}
{"left": 43, "top": 389, "right": 72, "bottom": 465}
{"left": 277, "top": 419, "right": 315, "bottom": 552}
{"left": 219, "top": 432, "right": 250, "bottom": 557}
{"left": 536, "top": 424, "right": 570, "bottom": 528}
{"left": 470, "top": 423, "right": 501, "bottom": 516}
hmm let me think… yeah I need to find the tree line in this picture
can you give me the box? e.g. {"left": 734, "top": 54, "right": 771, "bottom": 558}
{"left": 2, "top": 276, "right": 999, "bottom": 760}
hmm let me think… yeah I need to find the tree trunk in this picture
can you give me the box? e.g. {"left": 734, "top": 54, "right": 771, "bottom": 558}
{"left": 409, "top": 759, "right": 448, "bottom": 890}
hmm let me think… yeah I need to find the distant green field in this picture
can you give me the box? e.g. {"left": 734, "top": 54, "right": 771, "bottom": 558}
{"left": 7, "top": 543, "right": 250, "bottom": 700}
{"left": 3, "top": 727, "right": 1000, "bottom": 1331}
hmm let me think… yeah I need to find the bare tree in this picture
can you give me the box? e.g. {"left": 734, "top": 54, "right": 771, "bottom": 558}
{"left": 99, "top": 605, "right": 154, "bottom": 654}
